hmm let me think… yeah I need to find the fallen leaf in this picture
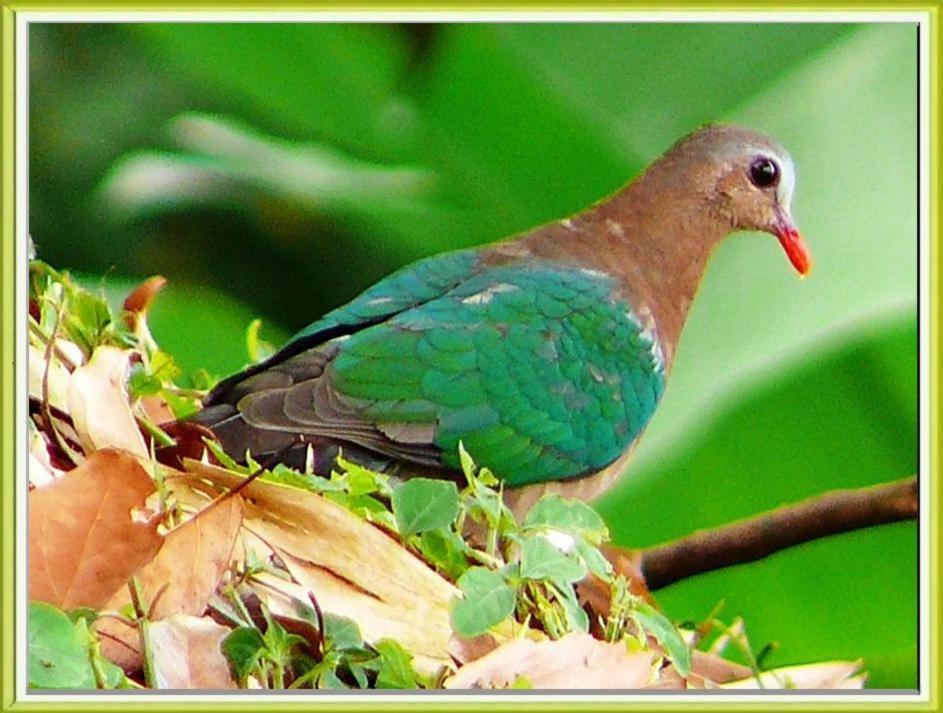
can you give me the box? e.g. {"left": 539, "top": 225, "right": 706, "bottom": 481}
{"left": 98, "top": 495, "right": 244, "bottom": 669}
{"left": 28, "top": 451, "right": 58, "bottom": 490}
{"left": 29, "top": 449, "right": 162, "bottom": 610}
{"left": 146, "top": 615, "right": 237, "bottom": 689}
{"left": 176, "top": 460, "right": 461, "bottom": 674}
{"left": 28, "top": 342, "right": 74, "bottom": 415}
{"left": 139, "top": 395, "right": 176, "bottom": 424}
{"left": 721, "top": 660, "right": 866, "bottom": 689}
{"left": 67, "top": 346, "right": 148, "bottom": 459}
{"left": 445, "top": 633, "right": 655, "bottom": 689}
{"left": 689, "top": 650, "right": 752, "bottom": 684}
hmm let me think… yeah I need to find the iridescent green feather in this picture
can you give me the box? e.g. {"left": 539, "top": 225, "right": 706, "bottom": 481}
{"left": 328, "top": 263, "right": 665, "bottom": 487}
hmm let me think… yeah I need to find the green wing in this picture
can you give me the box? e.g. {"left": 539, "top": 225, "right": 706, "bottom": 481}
{"left": 205, "top": 248, "right": 479, "bottom": 405}
{"left": 227, "top": 260, "right": 666, "bottom": 487}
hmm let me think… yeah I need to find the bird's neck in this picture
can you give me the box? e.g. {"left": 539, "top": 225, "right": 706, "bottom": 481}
{"left": 516, "top": 176, "right": 729, "bottom": 369}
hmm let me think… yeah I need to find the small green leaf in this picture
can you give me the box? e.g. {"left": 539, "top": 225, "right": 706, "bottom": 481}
{"left": 524, "top": 495, "right": 608, "bottom": 545}
{"left": 98, "top": 657, "right": 128, "bottom": 689}
{"left": 551, "top": 582, "right": 590, "bottom": 633}
{"left": 221, "top": 626, "right": 266, "bottom": 683}
{"left": 346, "top": 493, "right": 398, "bottom": 531}
{"left": 419, "top": 529, "right": 469, "bottom": 580}
{"left": 324, "top": 614, "right": 363, "bottom": 653}
{"left": 519, "top": 535, "right": 587, "bottom": 584}
{"left": 391, "top": 478, "right": 460, "bottom": 538}
{"left": 29, "top": 602, "right": 97, "bottom": 689}
{"left": 318, "top": 667, "right": 349, "bottom": 689}
{"left": 458, "top": 441, "right": 476, "bottom": 482}
{"left": 66, "top": 607, "right": 99, "bottom": 626}
{"left": 451, "top": 567, "right": 516, "bottom": 638}
{"left": 334, "top": 454, "right": 393, "bottom": 497}
{"left": 372, "top": 639, "right": 420, "bottom": 689}
{"left": 632, "top": 603, "right": 692, "bottom": 677}
{"left": 574, "top": 539, "right": 614, "bottom": 579}
{"left": 245, "top": 318, "right": 275, "bottom": 364}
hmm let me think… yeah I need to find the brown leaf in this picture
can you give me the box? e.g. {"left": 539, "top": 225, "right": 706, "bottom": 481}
{"left": 98, "top": 495, "right": 244, "bottom": 668}
{"left": 67, "top": 346, "right": 148, "bottom": 459}
{"left": 146, "top": 615, "right": 237, "bottom": 689}
{"left": 175, "top": 460, "right": 460, "bottom": 674}
{"left": 29, "top": 449, "right": 163, "bottom": 610}
{"left": 445, "top": 633, "right": 655, "bottom": 689}
{"left": 689, "top": 650, "right": 753, "bottom": 684}
{"left": 122, "top": 275, "right": 167, "bottom": 328}
{"left": 139, "top": 395, "right": 175, "bottom": 425}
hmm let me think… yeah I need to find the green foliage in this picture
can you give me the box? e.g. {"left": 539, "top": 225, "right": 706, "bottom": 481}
{"left": 220, "top": 626, "right": 267, "bottom": 685}
{"left": 28, "top": 603, "right": 126, "bottom": 690}
{"left": 30, "top": 22, "right": 918, "bottom": 687}
{"left": 391, "top": 478, "right": 460, "bottom": 538}
{"left": 632, "top": 603, "right": 692, "bottom": 678}
{"left": 451, "top": 567, "right": 517, "bottom": 638}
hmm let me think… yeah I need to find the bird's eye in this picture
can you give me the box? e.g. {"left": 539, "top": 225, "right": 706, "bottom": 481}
{"left": 748, "top": 156, "right": 780, "bottom": 188}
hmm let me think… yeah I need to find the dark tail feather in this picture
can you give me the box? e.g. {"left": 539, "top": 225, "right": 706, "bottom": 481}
{"left": 166, "top": 405, "right": 402, "bottom": 477}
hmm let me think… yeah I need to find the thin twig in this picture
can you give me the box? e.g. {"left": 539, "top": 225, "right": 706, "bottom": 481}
{"left": 640, "top": 476, "right": 918, "bottom": 591}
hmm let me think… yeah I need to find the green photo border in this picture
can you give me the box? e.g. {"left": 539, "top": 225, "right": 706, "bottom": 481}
{"left": 0, "top": 3, "right": 938, "bottom": 711}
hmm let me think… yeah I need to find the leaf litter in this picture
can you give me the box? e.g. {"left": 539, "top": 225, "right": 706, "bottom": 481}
{"left": 26, "top": 260, "right": 866, "bottom": 690}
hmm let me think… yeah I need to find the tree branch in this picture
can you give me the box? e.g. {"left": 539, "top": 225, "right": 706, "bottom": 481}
{"left": 638, "top": 476, "right": 918, "bottom": 591}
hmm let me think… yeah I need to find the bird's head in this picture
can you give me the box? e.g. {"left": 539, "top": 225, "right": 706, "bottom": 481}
{"left": 654, "top": 124, "right": 812, "bottom": 276}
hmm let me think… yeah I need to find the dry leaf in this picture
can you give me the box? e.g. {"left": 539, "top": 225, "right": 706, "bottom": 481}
{"left": 146, "top": 615, "right": 237, "bottom": 689}
{"left": 721, "top": 660, "right": 866, "bottom": 689}
{"left": 28, "top": 342, "right": 74, "bottom": 414}
{"left": 122, "top": 275, "right": 167, "bottom": 328}
{"left": 98, "top": 495, "right": 244, "bottom": 668}
{"left": 139, "top": 395, "right": 176, "bottom": 424}
{"left": 689, "top": 650, "right": 752, "bottom": 684}
{"left": 29, "top": 449, "right": 163, "bottom": 610}
{"left": 445, "top": 633, "right": 655, "bottom": 689}
{"left": 176, "top": 461, "right": 459, "bottom": 673}
{"left": 67, "top": 346, "right": 148, "bottom": 459}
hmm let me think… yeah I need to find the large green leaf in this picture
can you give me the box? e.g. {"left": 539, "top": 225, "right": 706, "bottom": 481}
{"left": 131, "top": 23, "right": 414, "bottom": 158}
{"left": 598, "top": 317, "right": 917, "bottom": 689}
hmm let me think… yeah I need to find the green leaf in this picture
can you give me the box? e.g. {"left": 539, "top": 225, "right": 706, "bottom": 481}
{"left": 419, "top": 529, "right": 469, "bottom": 581}
{"left": 245, "top": 318, "right": 275, "bottom": 364}
{"left": 524, "top": 494, "right": 608, "bottom": 545}
{"left": 632, "top": 603, "right": 691, "bottom": 677}
{"left": 318, "top": 667, "right": 349, "bottom": 689}
{"left": 372, "top": 639, "right": 420, "bottom": 689}
{"left": 519, "top": 534, "right": 587, "bottom": 584}
{"left": 221, "top": 626, "right": 266, "bottom": 683}
{"left": 574, "top": 539, "right": 614, "bottom": 580}
{"left": 28, "top": 602, "right": 97, "bottom": 689}
{"left": 451, "top": 567, "right": 516, "bottom": 638}
{"left": 323, "top": 614, "right": 364, "bottom": 653}
{"left": 551, "top": 582, "right": 590, "bottom": 634}
{"left": 334, "top": 454, "right": 392, "bottom": 497}
{"left": 133, "top": 24, "right": 412, "bottom": 156}
{"left": 391, "top": 478, "right": 460, "bottom": 538}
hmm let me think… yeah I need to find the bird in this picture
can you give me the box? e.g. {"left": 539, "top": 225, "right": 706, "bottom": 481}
{"left": 194, "top": 124, "right": 810, "bottom": 515}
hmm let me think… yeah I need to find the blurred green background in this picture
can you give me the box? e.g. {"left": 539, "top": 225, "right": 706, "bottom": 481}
{"left": 30, "top": 22, "right": 918, "bottom": 688}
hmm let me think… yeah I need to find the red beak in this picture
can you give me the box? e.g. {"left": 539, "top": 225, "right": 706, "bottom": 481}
{"left": 774, "top": 213, "right": 811, "bottom": 276}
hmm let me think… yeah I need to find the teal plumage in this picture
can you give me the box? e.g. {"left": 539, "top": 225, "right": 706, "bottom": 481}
{"left": 198, "top": 124, "right": 809, "bottom": 502}
{"left": 206, "top": 253, "right": 665, "bottom": 488}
